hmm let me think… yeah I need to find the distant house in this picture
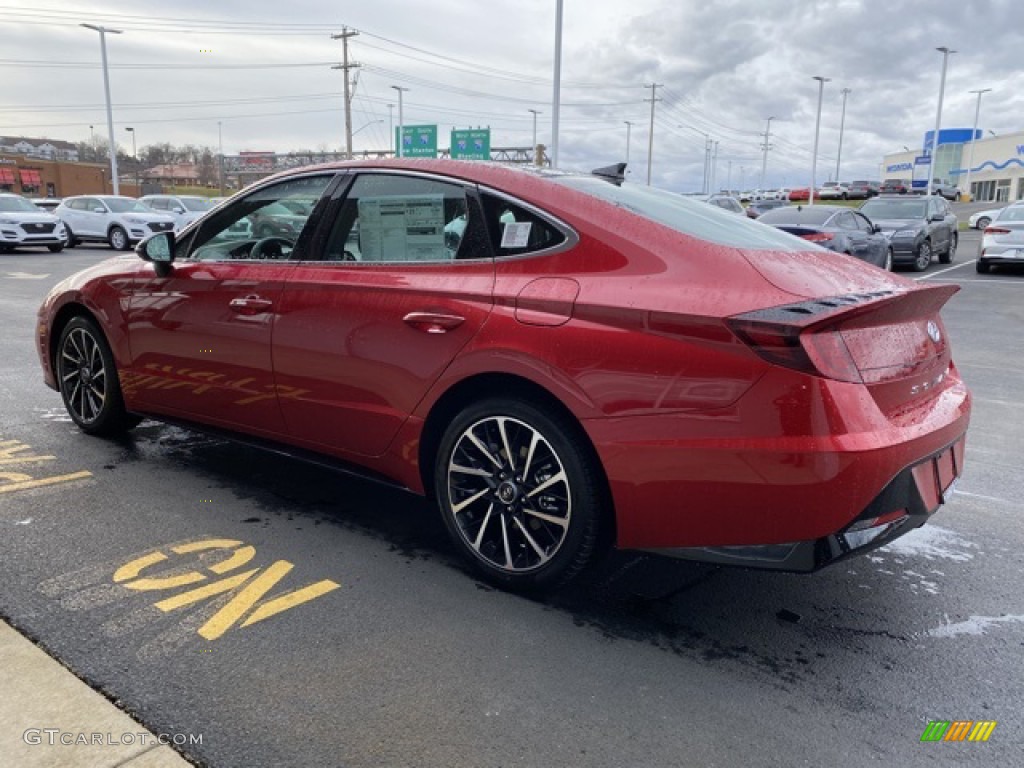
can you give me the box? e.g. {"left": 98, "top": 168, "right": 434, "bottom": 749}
{"left": 0, "top": 136, "right": 79, "bottom": 161}
{"left": 140, "top": 163, "right": 201, "bottom": 186}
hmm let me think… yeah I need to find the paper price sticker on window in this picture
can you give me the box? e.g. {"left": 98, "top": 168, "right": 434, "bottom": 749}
{"left": 501, "top": 221, "right": 532, "bottom": 249}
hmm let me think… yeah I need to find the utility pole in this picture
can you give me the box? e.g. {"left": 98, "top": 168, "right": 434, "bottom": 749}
{"left": 711, "top": 140, "right": 719, "bottom": 192}
{"left": 644, "top": 84, "right": 662, "bottom": 185}
{"left": 835, "top": 88, "right": 851, "bottom": 182}
{"left": 217, "top": 120, "right": 225, "bottom": 196}
{"left": 551, "top": 0, "right": 564, "bottom": 167}
{"left": 702, "top": 135, "right": 711, "bottom": 193}
{"left": 624, "top": 121, "right": 633, "bottom": 164}
{"left": 391, "top": 86, "right": 408, "bottom": 157}
{"left": 81, "top": 24, "right": 122, "bottom": 194}
{"left": 331, "top": 28, "right": 360, "bottom": 159}
{"left": 926, "top": 47, "right": 956, "bottom": 196}
{"left": 387, "top": 104, "right": 394, "bottom": 154}
{"left": 528, "top": 109, "right": 542, "bottom": 151}
{"left": 964, "top": 88, "right": 991, "bottom": 201}
{"left": 809, "top": 76, "right": 831, "bottom": 205}
{"left": 759, "top": 116, "right": 774, "bottom": 191}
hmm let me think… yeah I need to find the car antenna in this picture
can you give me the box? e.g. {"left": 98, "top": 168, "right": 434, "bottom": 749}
{"left": 592, "top": 163, "right": 627, "bottom": 186}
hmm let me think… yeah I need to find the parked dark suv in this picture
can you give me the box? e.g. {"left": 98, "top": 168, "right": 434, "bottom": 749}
{"left": 859, "top": 195, "right": 958, "bottom": 271}
{"left": 847, "top": 180, "right": 879, "bottom": 199}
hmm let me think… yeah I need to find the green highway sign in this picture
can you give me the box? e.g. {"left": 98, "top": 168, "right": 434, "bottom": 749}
{"left": 396, "top": 125, "right": 438, "bottom": 158}
{"left": 451, "top": 128, "right": 491, "bottom": 160}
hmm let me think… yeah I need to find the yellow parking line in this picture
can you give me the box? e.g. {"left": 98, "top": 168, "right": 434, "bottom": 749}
{"left": 0, "top": 471, "right": 93, "bottom": 493}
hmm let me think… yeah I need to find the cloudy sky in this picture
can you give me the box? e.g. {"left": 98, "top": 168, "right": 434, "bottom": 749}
{"left": 2, "top": 0, "right": 1022, "bottom": 191}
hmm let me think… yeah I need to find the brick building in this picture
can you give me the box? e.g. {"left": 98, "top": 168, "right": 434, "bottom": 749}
{"left": 0, "top": 154, "right": 139, "bottom": 198}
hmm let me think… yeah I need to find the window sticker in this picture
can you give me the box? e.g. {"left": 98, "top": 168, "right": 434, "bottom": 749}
{"left": 357, "top": 194, "right": 447, "bottom": 261}
{"left": 501, "top": 221, "right": 532, "bottom": 249}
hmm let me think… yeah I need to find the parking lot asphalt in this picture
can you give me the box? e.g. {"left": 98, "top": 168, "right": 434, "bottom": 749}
{"left": 1, "top": 235, "right": 1022, "bottom": 767}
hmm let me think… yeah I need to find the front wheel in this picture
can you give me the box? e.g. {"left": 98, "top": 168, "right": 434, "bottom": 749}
{"left": 48, "top": 243, "right": 64, "bottom": 253}
{"left": 108, "top": 226, "right": 130, "bottom": 251}
{"left": 913, "top": 240, "right": 933, "bottom": 272}
{"left": 435, "top": 397, "right": 606, "bottom": 591}
{"left": 939, "top": 233, "right": 957, "bottom": 264}
{"left": 56, "top": 316, "right": 140, "bottom": 436}
{"left": 64, "top": 227, "right": 78, "bottom": 247}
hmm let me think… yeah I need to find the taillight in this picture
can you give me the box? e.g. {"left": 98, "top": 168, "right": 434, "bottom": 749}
{"left": 983, "top": 226, "right": 1011, "bottom": 235}
{"left": 726, "top": 316, "right": 861, "bottom": 382}
{"left": 801, "top": 232, "right": 834, "bottom": 243}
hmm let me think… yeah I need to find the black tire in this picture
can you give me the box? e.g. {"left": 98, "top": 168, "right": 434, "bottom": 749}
{"left": 0, "top": 244, "right": 11, "bottom": 254}
{"left": 65, "top": 227, "right": 78, "bottom": 248}
{"left": 434, "top": 397, "right": 606, "bottom": 592}
{"left": 939, "top": 232, "right": 957, "bottom": 264}
{"left": 56, "top": 316, "right": 141, "bottom": 436}
{"left": 48, "top": 243, "right": 64, "bottom": 253}
{"left": 108, "top": 225, "right": 130, "bottom": 251}
{"left": 976, "top": 260, "right": 991, "bottom": 274}
{"left": 975, "top": 217, "right": 991, "bottom": 230}
{"left": 912, "top": 240, "right": 933, "bottom": 272}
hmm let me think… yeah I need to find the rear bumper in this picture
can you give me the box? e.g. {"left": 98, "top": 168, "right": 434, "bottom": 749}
{"left": 647, "top": 436, "right": 965, "bottom": 572}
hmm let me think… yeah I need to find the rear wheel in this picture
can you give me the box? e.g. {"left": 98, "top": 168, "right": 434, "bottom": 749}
{"left": 976, "top": 260, "right": 991, "bottom": 274}
{"left": 975, "top": 217, "right": 991, "bottom": 230}
{"left": 108, "top": 226, "right": 129, "bottom": 251}
{"left": 56, "top": 316, "right": 140, "bottom": 436}
{"left": 939, "top": 232, "right": 957, "bottom": 264}
{"left": 913, "top": 240, "right": 933, "bottom": 272}
{"left": 434, "top": 397, "right": 606, "bottom": 592}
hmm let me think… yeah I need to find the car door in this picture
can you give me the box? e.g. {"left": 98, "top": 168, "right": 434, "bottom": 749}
{"left": 76, "top": 196, "right": 105, "bottom": 237}
{"left": 123, "top": 173, "right": 336, "bottom": 436}
{"left": 851, "top": 211, "right": 886, "bottom": 264}
{"left": 927, "top": 197, "right": 950, "bottom": 253}
{"left": 833, "top": 211, "right": 869, "bottom": 260}
{"left": 272, "top": 171, "right": 495, "bottom": 458}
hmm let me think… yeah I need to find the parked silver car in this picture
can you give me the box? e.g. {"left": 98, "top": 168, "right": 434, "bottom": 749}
{"left": 977, "top": 202, "right": 1024, "bottom": 274}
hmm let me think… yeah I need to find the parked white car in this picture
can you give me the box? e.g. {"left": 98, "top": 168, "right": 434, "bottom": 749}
{"left": 775, "top": 187, "right": 792, "bottom": 201}
{"left": 55, "top": 195, "right": 175, "bottom": 250}
{"left": 817, "top": 182, "right": 850, "bottom": 200}
{"left": 0, "top": 193, "right": 68, "bottom": 253}
{"left": 139, "top": 194, "right": 217, "bottom": 231}
{"left": 969, "top": 207, "right": 1005, "bottom": 230}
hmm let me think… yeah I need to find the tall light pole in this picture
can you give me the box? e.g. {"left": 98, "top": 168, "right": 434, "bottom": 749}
{"left": 124, "top": 127, "right": 136, "bottom": 190}
{"left": 835, "top": 87, "right": 851, "bottom": 182}
{"left": 551, "top": 0, "right": 563, "bottom": 167}
{"left": 711, "top": 140, "right": 719, "bottom": 192}
{"left": 217, "top": 120, "right": 225, "bottom": 196}
{"left": 624, "top": 121, "right": 633, "bottom": 164}
{"left": 963, "top": 88, "right": 991, "bottom": 201}
{"left": 528, "top": 109, "right": 542, "bottom": 150}
{"left": 645, "top": 84, "right": 661, "bottom": 185}
{"left": 387, "top": 104, "right": 394, "bottom": 152}
{"left": 81, "top": 24, "right": 122, "bottom": 194}
{"left": 809, "top": 76, "right": 831, "bottom": 205}
{"left": 759, "top": 116, "right": 774, "bottom": 190}
{"left": 925, "top": 47, "right": 956, "bottom": 196}
{"left": 390, "top": 86, "right": 408, "bottom": 157}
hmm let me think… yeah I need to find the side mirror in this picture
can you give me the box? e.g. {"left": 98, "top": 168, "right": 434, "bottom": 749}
{"left": 872, "top": 224, "right": 881, "bottom": 234}
{"left": 137, "top": 231, "right": 175, "bottom": 266}
{"left": 172, "top": 206, "right": 185, "bottom": 214}
{"left": 930, "top": 213, "right": 944, "bottom": 222}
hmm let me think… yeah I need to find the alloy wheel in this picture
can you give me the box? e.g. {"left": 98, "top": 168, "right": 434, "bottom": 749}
{"left": 446, "top": 415, "right": 572, "bottom": 574}
{"left": 59, "top": 326, "right": 107, "bottom": 425}
{"left": 914, "top": 240, "right": 932, "bottom": 271}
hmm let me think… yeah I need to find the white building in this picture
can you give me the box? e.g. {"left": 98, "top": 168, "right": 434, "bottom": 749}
{"left": 0, "top": 136, "right": 80, "bottom": 162}
{"left": 880, "top": 129, "right": 1024, "bottom": 203}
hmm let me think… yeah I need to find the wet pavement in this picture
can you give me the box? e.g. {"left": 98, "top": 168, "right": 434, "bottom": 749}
{"left": 1, "top": 239, "right": 1022, "bottom": 766}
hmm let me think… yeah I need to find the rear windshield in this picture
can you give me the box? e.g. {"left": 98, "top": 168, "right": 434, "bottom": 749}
{"left": 550, "top": 177, "right": 807, "bottom": 251}
{"left": 996, "top": 206, "right": 1024, "bottom": 222}
{"left": 181, "top": 197, "right": 214, "bottom": 212}
{"left": 757, "top": 206, "right": 834, "bottom": 225}
{"left": 861, "top": 199, "right": 926, "bottom": 219}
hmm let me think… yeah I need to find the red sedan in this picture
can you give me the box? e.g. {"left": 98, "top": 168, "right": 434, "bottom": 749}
{"left": 36, "top": 159, "right": 970, "bottom": 591}
{"left": 788, "top": 186, "right": 811, "bottom": 201}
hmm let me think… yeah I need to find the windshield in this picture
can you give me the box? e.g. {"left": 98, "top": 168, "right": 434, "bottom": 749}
{"left": 0, "top": 196, "right": 42, "bottom": 212}
{"left": 860, "top": 199, "right": 926, "bottom": 219}
{"left": 549, "top": 177, "right": 807, "bottom": 251}
{"left": 104, "top": 197, "right": 151, "bottom": 213}
{"left": 181, "top": 197, "right": 214, "bottom": 212}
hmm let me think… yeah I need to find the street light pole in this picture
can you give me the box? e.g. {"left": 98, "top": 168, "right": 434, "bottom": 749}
{"left": 623, "top": 120, "right": 633, "bottom": 164}
{"left": 125, "top": 127, "right": 136, "bottom": 191}
{"left": 926, "top": 47, "right": 956, "bottom": 196}
{"left": 387, "top": 104, "right": 394, "bottom": 152}
{"left": 963, "top": 88, "right": 990, "bottom": 201}
{"left": 809, "top": 76, "right": 831, "bottom": 205}
{"left": 218, "top": 120, "right": 225, "bottom": 196}
{"left": 551, "top": 0, "right": 563, "bottom": 167}
{"left": 835, "top": 87, "right": 851, "bottom": 182}
{"left": 81, "top": 24, "right": 122, "bottom": 195}
{"left": 528, "top": 109, "right": 541, "bottom": 151}
{"left": 759, "top": 116, "right": 774, "bottom": 190}
{"left": 390, "top": 86, "right": 408, "bottom": 157}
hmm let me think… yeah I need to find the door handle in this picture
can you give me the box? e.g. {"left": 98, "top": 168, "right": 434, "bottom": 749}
{"left": 403, "top": 311, "right": 465, "bottom": 334}
{"left": 229, "top": 295, "right": 273, "bottom": 315}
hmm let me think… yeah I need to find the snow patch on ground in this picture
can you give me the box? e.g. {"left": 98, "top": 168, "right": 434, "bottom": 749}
{"left": 879, "top": 525, "right": 976, "bottom": 562}
{"left": 926, "top": 614, "right": 1024, "bottom": 638}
